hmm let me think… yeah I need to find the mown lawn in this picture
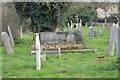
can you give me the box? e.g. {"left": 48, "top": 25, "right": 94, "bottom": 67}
{"left": 1, "top": 26, "right": 118, "bottom": 78}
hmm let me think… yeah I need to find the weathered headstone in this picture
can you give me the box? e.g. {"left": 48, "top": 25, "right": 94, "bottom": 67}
{"left": 1, "top": 32, "right": 14, "bottom": 54}
{"left": 108, "top": 24, "right": 118, "bottom": 56}
{"left": 76, "top": 23, "right": 79, "bottom": 30}
{"left": 90, "top": 26, "right": 94, "bottom": 39}
{"left": 41, "top": 54, "right": 46, "bottom": 61}
{"left": 36, "top": 33, "right": 41, "bottom": 70}
{"left": 20, "top": 27, "right": 23, "bottom": 38}
{"left": 66, "top": 34, "right": 76, "bottom": 43}
{"left": 118, "top": 27, "right": 120, "bottom": 58}
{"left": 98, "top": 28, "right": 103, "bottom": 35}
{"left": 8, "top": 26, "right": 14, "bottom": 46}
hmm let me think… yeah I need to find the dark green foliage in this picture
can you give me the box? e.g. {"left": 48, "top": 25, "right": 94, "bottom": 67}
{"left": 14, "top": 2, "right": 69, "bottom": 32}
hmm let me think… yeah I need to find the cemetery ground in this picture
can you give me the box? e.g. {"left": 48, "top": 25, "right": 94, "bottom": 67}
{"left": 1, "top": 26, "right": 118, "bottom": 78}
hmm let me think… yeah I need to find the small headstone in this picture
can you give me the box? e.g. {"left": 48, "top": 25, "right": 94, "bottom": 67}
{"left": 66, "top": 34, "right": 76, "bottom": 43}
{"left": 108, "top": 24, "right": 118, "bottom": 56}
{"left": 68, "top": 23, "right": 71, "bottom": 31}
{"left": 118, "top": 27, "right": 120, "bottom": 58}
{"left": 41, "top": 54, "right": 46, "bottom": 61}
{"left": 36, "top": 33, "right": 41, "bottom": 70}
{"left": 98, "top": 29, "right": 103, "bottom": 35}
{"left": 90, "top": 26, "right": 94, "bottom": 39}
{"left": 8, "top": 26, "right": 14, "bottom": 46}
{"left": 1, "top": 32, "right": 14, "bottom": 54}
{"left": 58, "top": 47, "right": 61, "bottom": 59}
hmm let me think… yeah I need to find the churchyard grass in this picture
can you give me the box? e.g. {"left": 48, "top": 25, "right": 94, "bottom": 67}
{"left": 2, "top": 27, "right": 118, "bottom": 78}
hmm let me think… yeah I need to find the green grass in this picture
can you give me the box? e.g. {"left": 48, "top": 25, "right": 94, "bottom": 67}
{"left": 2, "top": 26, "right": 118, "bottom": 78}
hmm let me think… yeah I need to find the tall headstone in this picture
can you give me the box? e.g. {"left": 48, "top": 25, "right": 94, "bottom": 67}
{"left": 70, "top": 21, "right": 73, "bottom": 31}
{"left": 76, "top": 23, "right": 79, "bottom": 30}
{"left": 118, "top": 27, "right": 120, "bottom": 58}
{"left": 79, "top": 20, "right": 83, "bottom": 37}
{"left": 90, "top": 26, "right": 94, "bottom": 39}
{"left": 108, "top": 24, "right": 118, "bottom": 56}
{"left": 85, "top": 23, "right": 88, "bottom": 27}
{"left": 8, "top": 26, "right": 14, "bottom": 46}
{"left": 68, "top": 23, "right": 71, "bottom": 31}
{"left": 20, "top": 27, "right": 23, "bottom": 38}
{"left": 36, "top": 33, "right": 41, "bottom": 70}
{"left": 1, "top": 32, "right": 14, "bottom": 54}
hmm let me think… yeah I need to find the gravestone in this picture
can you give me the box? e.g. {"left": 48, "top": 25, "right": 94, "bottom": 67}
{"left": 85, "top": 23, "right": 88, "bottom": 27}
{"left": 70, "top": 21, "right": 73, "bottom": 31}
{"left": 68, "top": 23, "right": 71, "bottom": 31}
{"left": 66, "top": 34, "right": 76, "bottom": 43}
{"left": 76, "top": 23, "right": 79, "bottom": 30}
{"left": 36, "top": 33, "right": 41, "bottom": 70}
{"left": 58, "top": 47, "right": 61, "bottom": 59}
{"left": 8, "top": 26, "right": 14, "bottom": 46}
{"left": 1, "top": 32, "right": 14, "bottom": 54}
{"left": 108, "top": 24, "right": 118, "bottom": 56}
{"left": 79, "top": 22, "right": 83, "bottom": 37}
{"left": 118, "top": 27, "right": 120, "bottom": 58}
{"left": 90, "top": 26, "right": 94, "bottom": 39}
{"left": 98, "top": 29, "right": 103, "bottom": 35}
{"left": 20, "top": 27, "right": 23, "bottom": 38}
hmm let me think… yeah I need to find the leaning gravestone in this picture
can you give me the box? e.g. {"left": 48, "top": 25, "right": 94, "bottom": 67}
{"left": 108, "top": 23, "right": 118, "bottom": 56}
{"left": 1, "top": 32, "right": 14, "bottom": 54}
{"left": 8, "top": 26, "right": 14, "bottom": 46}
{"left": 118, "top": 27, "right": 120, "bottom": 58}
{"left": 98, "top": 28, "right": 103, "bottom": 35}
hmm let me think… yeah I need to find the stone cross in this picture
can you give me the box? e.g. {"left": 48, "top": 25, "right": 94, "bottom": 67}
{"left": 58, "top": 47, "right": 61, "bottom": 59}
{"left": 108, "top": 23, "right": 118, "bottom": 56}
{"left": 20, "top": 27, "right": 23, "bottom": 38}
{"left": 1, "top": 32, "right": 14, "bottom": 54}
{"left": 90, "top": 26, "right": 94, "bottom": 39}
{"left": 36, "top": 33, "right": 41, "bottom": 70}
{"left": 85, "top": 23, "right": 88, "bottom": 27}
{"left": 118, "top": 27, "right": 120, "bottom": 58}
{"left": 8, "top": 26, "right": 14, "bottom": 46}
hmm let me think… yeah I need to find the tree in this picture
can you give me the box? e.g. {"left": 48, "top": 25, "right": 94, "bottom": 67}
{"left": 14, "top": 2, "right": 69, "bottom": 32}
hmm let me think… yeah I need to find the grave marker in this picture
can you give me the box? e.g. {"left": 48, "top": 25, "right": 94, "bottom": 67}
{"left": 8, "top": 26, "right": 14, "bottom": 46}
{"left": 108, "top": 24, "right": 118, "bottom": 56}
{"left": 20, "top": 27, "right": 23, "bottom": 38}
{"left": 70, "top": 21, "right": 73, "bottom": 31}
{"left": 58, "top": 47, "right": 61, "bottom": 59}
{"left": 85, "top": 23, "right": 88, "bottom": 27}
{"left": 118, "top": 27, "right": 120, "bottom": 58}
{"left": 1, "top": 32, "right": 14, "bottom": 54}
{"left": 90, "top": 26, "right": 94, "bottom": 39}
{"left": 76, "top": 23, "right": 79, "bottom": 30}
{"left": 36, "top": 33, "right": 41, "bottom": 70}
